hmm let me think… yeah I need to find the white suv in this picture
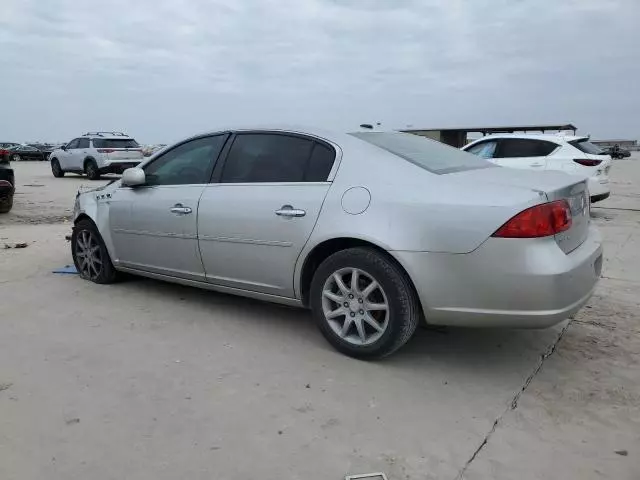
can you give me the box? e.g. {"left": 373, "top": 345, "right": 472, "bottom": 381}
{"left": 49, "top": 132, "right": 144, "bottom": 180}
{"left": 463, "top": 134, "right": 612, "bottom": 202}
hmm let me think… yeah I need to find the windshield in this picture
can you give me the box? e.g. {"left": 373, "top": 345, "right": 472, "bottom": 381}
{"left": 92, "top": 138, "right": 140, "bottom": 148}
{"left": 569, "top": 139, "right": 605, "bottom": 155}
{"left": 350, "top": 132, "right": 494, "bottom": 174}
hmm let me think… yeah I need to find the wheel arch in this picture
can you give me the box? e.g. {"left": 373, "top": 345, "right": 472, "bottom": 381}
{"left": 83, "top": 156, "right": 97, "bottom": 168}
{"left": 297, "top": 237, "right": 422, "bottom": 312}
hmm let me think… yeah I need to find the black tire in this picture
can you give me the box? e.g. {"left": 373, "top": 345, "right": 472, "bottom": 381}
{"left": 0, "top": 195, "right": 13, "bottom": 213}
{"left": 11, "top": 154, "right": 20, "bottom": 162}
{"left": 85, "top": 159, "right": 100, "bottom": 180}
{"left": 51, "top": 158, "right": 65, "bottom": 177}
{"left": 71, "top": 218, "right": 118, "bottom": 284}
{"left": 310, "top": 247, "right": 420, "bottom": 359}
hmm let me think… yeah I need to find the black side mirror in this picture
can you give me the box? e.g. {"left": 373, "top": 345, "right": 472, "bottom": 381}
{"left": 61, "top": 145, "right": 67, "bottom": 151}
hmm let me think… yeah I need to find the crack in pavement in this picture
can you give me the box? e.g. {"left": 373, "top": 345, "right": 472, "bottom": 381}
{"left": 455, "top": 321, "right": 573, "bottom": 480}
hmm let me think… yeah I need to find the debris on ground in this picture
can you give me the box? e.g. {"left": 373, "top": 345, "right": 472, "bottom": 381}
{"left": 0, "top": 382, "right": 13, "bottom": 392}
{"left": 3, "top": 242, "right": 28, "bottom": 249}
{"left": 65, "top": 418, "right": 80, "bottom": 425}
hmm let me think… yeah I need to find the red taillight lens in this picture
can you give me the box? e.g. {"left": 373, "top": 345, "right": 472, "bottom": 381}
{"left": 0, "top": 149, "right": 8, "bottom": 155}
{"left": 573, "top": 158, "right": 602, "bottom": 167}
{"left": 97, "top": 149, "right": 115, "bottom": 153}
{"left": 492, "top": 200, "right": 572, "bottom": 238}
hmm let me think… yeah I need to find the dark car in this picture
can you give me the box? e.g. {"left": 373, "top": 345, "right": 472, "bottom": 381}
{"left": 6, "top": 144, "right": 49, "bottom": 161}
{"left": 0, "top": 157, "right": 15, "bottom": 213}
{"left": 28, "top": 143, "right": 55, "bottom": 159}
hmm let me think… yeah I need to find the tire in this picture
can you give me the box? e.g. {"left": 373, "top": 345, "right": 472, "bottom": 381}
{"left": 71, "top": 219, "right": 118, "bottom": 284}
{"left": 310, "top": 247, "right": 420, "bottom": 359}
{"left": 12, "top": 154, "right": 20, "bottom": 162}
{"left": 85, "top": 159, "right": 100, "bottom": 180}
{"left": 0, "top": 195, "right": 13, "bottom": 213}
{"left": 51, "top": 158, "right": 65, "bottom": 177}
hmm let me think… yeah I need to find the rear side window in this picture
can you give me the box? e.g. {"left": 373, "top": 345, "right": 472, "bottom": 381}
{"left": 466, "top": 140, "right": 498, "bottom": 159}
{"left": 305, "top": 143, "right": 335, "bottom": 181}
{"left": 496, "top": 139, "right": 558, "bottom": 158}
{"left": 221, "top": 134, "right": 317, "bottom": 183}
{"left": 93, "top": 139, "right": 140, "bottom": 149}
{"left": 77, "top": 138, "right": 90, "bottom": 148}
{"left": 569, "top": 139, "right": 605, "bottom": 155}
{"left": 350, "top": 132, "right": 492, "bottom": 174}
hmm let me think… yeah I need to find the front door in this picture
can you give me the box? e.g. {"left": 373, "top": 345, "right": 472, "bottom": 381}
{"left": 109, "top": 134, "right": 229, "bottom": 281}
{"left": 58, "top": 138, "right": 80, "bottom": 170}
{"left": 198, "top": 132, "right": 336, "bottom": 298}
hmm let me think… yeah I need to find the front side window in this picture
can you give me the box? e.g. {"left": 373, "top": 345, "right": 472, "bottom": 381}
{"left": 144, "top": 135, "right": 227, "bottom": 186}
{"left": 221, "top": 134, "right": 315, "bottom": 183}
{"left": 67, "top": 139, "right": 80, "bottom": 149}
{"left": 496, "top": 139, "right": 559, "bottom": 158}
{"left": 466, "top": 140, "right": 498, "bottom": 159}
{"left": 77, "top": 138, "right": 90, "bottom": 148}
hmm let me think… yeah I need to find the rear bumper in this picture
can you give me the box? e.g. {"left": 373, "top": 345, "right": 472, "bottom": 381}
{"left": 392, "top": 225, "right": 603, "bottom": 328}
{"left": 587, "top": 176, "right": 610, "bottom": 197}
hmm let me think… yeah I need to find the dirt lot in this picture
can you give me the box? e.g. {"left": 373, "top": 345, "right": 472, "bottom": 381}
{"left": 1, "top": 159, "right": 639, "bottom": 480}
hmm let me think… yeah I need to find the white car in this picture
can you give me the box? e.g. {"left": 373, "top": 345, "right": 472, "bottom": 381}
{"left": 49, "top": 132, "right": 144, "bottom": 180}
{"left": 463, "top": 134, "right": 611, "bottom": 202}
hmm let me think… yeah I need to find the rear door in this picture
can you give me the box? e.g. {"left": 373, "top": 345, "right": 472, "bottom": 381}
{"left": 494, "top": 138, "right": 558, "bottom": 170}
{"left": 197, "top": 132, "right": 336, "bottom": 298}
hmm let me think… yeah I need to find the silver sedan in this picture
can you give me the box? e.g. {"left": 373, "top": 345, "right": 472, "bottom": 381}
{"left": 71, "top": 127, "right": 603, "bottom": 358}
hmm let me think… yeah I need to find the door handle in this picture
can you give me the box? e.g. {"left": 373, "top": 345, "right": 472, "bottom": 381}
{"left": 530, "top": 163, "right": 544, "bottom": 167}
{"left": 275, "top": 205, "right": 306, "bottom": 217}
{"left": 170, "top": 203, "right": 192, "bottom": 215}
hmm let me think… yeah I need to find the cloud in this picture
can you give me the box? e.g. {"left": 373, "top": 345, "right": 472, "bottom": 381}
{"left": 0, "top": 0, "right": 638, "bottom": 142}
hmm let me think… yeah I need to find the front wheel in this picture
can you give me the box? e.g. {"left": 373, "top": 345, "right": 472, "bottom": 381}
{"left": 71, "top": 219, "right": 118, "bottom": 284}
{"left": 51, "top": 158, "right": 64, "bottom": 177}
{"left": 0, "top": 195, "right": 13, "bottom": 213}
{"left": 310, "top": 247, "right": 420, "bottom": 359}
{"left": 11, "top": 154, "right": 20, "bottom": 162}
{"left": 85, "top": 160, "right": 100, "bottom": 180}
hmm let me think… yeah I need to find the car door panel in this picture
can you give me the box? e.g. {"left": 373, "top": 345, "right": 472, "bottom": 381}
{"left": 198, "top": 183, "right": 330, "bottom": 297}
{"left": 110, "top": 185, "right": 206, "bottom": 280}
{"left": 108, "top": 134, "right": 228, "bottom": 280}
{"left": 494, "top": 139, "right": 550, "bottom": 170}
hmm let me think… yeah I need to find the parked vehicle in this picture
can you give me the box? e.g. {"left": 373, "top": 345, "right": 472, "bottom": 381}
{"left": 463, "top": 134, "right": 612, "bottom": 203}
{"left": 0, "top": 142, "right": 20, "bottom": 149}
{"left": 28, "top": 144, "right": 55, "bottom": 160}
{"left": 0, "top": 156, "right": 15, "bottom": 213}
{"left": 6, "top": 144, "right": 49, "bottom": 161}
{"left": 605, "top": 145, "right": 631, "bottom": 159}
{"left": 49, "top": 132, "right": 144, "bottom": 180}
{"left": 72, "top": 127, "right": 602, "bottom": 359}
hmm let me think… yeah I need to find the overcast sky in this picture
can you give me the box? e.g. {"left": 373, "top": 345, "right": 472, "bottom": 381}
{"left": 1, "top": 0, "right": 638, "bottom": 143}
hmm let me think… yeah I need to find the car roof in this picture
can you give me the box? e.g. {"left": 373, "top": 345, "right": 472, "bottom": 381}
{"left": 468, "top": 133, "right": 587, "bottom": 144}
{"left": 192, "top": 124, "right": 362, "bottom": 146}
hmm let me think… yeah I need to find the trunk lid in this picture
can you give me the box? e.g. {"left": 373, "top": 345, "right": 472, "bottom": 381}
{"left": 104, "top": 149, "right": 144, "bottom": 161}
{"left": 450, "top": 167, "right": 590, "bottom": 254}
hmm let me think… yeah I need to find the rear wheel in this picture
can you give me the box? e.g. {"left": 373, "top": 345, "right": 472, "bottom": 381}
{"left": 310, "top": 247, "right": 420, "bottom": 359}
{"left": 11, "top": 154, "right": 20, "bottom": 162}
{"left": 51, "top": 158, "right": 64, "bottom": 177}
{"left": 85, "top": 160, "right": 100, "bottom": 180}
{"left": 71, "top": 219, "right": 118, "bottom": 284}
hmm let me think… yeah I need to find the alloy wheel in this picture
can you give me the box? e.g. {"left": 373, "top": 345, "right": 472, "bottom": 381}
{"left": 321, "top": 267, "right": 389, "bottom": 346}
{"left": 75, "top": 230, "right": 103, "bottom": 280}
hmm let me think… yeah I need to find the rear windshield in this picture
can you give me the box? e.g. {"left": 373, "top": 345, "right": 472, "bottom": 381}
{"left": 569, "top": 139, "right": 604, "bottom": 155}
{"left": 92, "top": 138, "right": 140, "bottom": 148}
{"left": 349, "top": 132, "right": 493, "bottom": 174}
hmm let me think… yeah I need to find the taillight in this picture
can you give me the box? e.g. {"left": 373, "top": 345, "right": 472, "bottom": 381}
{"left": 492, "top": 200, "right": 572, "bottom": 238}
{"left": 97, "top": 149, "right": 115, "bottom": 153}
{"left": 573, "top": 158, "right": 602, "bottom": 167}
{"left": 0, "top": 149, "right": 8, "bottom": 156}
